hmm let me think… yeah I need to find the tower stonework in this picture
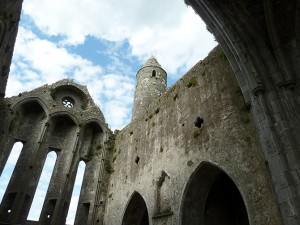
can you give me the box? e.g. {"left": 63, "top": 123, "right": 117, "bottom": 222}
{"left": 132, "top": 57, "right": 167, "bottom": 120}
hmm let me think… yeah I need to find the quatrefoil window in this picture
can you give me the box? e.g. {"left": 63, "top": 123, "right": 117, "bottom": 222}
{"left": 62, "top": 97, "right": 75, "bottom": 108}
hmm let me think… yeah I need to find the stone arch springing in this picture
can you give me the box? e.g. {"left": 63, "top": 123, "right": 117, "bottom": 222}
{"left": 27, "top": 151, "right": 57, "bottom": 221}
{"left": 181, "top": 162, "right": 249, "bottom": 225}
{"left": 122, "top": 191, "right": 149, "bottom": 225}
{"left": 11, "top": 97, "right": 48, "bottom": 114}
{"left": 4, "top": 99, "right": 47, "bottom": 136}
{"left": 49, "top": 111, "right": 79, "bottom": 127}
{"left": 79, "top": 121, "right": 104, "bottom": 160}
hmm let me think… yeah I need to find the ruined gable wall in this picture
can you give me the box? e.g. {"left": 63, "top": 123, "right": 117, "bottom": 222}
{"left": 0, "top": 79, "right": 112, "bottom": 225}
{"left": 104, "top": 46, "right": 281, "bottom": 225}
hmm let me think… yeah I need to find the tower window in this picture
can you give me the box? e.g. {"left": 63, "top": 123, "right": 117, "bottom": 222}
{"left": 152, "top": 70, "right": 156, "bottom": 77}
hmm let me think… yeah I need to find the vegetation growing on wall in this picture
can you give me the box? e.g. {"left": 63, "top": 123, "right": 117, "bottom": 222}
{"left": 173, "top": 93, "right": 179, "bottom": 101}
{"left": 193, "top": 129, "right": 202, "bottom": 138}
{"left": 219, "top": 50, "right": 227, "bottom": 61}
{"left": 105, "top": 160, "right": 114, "bottom": 174}
{"left": 235, "top": 87, "right": 251, "bottom": 123}
{"left": 9, "top": 110, "right": 19, "bottom": 131}
{"left": 81, "top": 98, "right": 88, "bottom": 110}
{"left": 187, "top": 77, "right": 197, "bottom": 88}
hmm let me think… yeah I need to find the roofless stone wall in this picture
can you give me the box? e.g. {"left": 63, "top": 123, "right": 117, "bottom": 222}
{"left": 0, "top": 79, "right": 112, "bottom": 225}
{"left": 104, "top": 46, "right": 281, "bottom": 225}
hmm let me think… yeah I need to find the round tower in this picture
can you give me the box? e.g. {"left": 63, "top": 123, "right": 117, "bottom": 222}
{"left": 132, "top": 57, "right": 167, "bottom": 120}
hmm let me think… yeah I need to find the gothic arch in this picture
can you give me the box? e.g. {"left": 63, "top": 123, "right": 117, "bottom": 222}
{"left": 11, "top": 97, "right": 48, "bottom": 114}
{"left": 186, "top": 1, "right": 300, "bottom": 223}
{"left": 180, "top": 162, "right": 249, "bottom": 225}
{"left": 0, "top": 100, "right": 49, "bottom": 224}
{"left": 82, "top": 119, "right": 106, "bottom": 133}
{"left": 50, "top": 111, "right": 79, "bottom": 126}
{"left": 122, "top": 191, "right": 149, "bottom": 225}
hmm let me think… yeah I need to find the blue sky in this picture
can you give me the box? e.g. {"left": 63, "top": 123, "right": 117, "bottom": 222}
{"left": 1, "top": 0, "right": 216, "bottom": 224}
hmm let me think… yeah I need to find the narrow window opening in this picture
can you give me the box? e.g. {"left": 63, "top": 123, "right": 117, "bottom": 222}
{"left": 135, "top": 156, "right": 140, "bottom": 164}
{"left": 66, "top": 161, "right": 86, "bottom": 225}
{"left": 27, "top": 151, "right": 57, "bottom": 221}
{"left": 152, "top": 70, "right": 156, "bottom": 77}
{"left": 0, "top": 142, "right": 23, "bottom": 203}
{"left": 47, "top": 214, "right": 51, "bottom": 218}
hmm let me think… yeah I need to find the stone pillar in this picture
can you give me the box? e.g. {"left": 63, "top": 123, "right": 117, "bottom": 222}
{"left": 186, "top": 0, "right": 300, "bottom": 224}
{"left": 0, "top": 101, "right": 47, "bottom": 224}
{"left": 39, "top": 116, "right": 79, "bottom": 225}
{"left": 0, "top": 0, "right": 23, "bottom": 98}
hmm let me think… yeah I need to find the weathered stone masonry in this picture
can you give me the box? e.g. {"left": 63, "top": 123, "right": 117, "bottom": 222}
{"left": 0, "top": 0, "right": 300, "bottom": 224}
{"left": 0, "top": 0, "right": 23, "bottom": 98}
{"left": 105, "top": 47, "right": 281, "bottom": 225}
{"left": 0, "top": 80, "right": 112, "bottom": 225}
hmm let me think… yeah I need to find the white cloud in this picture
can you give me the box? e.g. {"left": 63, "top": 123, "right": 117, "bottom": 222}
{"left": 129, "top": 8, "right": 216, "bottom": 75}
{"left": 8, "top": 27, "right": 103, "bottom": 88}
{"left": 22, "top": 0, "right": 216, "bottom": 76}
{"left": 7, "top": 27, "right": 134, "bottom": 130}
{"left": 87, "top": 74, "right": 135, "bottom": 130}
{"left": 8, "top": 0, "right": 217, "bottom": 130}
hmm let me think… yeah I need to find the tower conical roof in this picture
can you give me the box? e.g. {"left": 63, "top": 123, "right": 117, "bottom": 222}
{"left": 142, "top": 57, "right": 162, "bottom": 68}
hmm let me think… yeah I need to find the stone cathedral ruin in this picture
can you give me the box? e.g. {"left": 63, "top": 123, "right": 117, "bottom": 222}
{"left": 0, "top": 0, "right": 300, "bottom": 225}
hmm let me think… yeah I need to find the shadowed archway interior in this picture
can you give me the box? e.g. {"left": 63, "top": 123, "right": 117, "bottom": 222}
{"left": 122, "top": 192, "right": 149, "bottom": 225}
{"left": 182, "top": 163, "right": 249, "bottom": 225}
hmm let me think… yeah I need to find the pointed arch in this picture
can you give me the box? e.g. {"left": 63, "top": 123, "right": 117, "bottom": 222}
{"left": 181, "top": 162, "right": 249, "bottom": 225}
{"left": 0, "top": 142, "right": 23, "bottom": 204}
{"left": 12, "top": 97, "right": 48, "bottom": 114}
{"left": 50, "top": 112, "right": 79, "bottom": 126}
{"left": 27, "top": 151, "right": 57, "bottom": 221}
{"left": 66, "top": 161, "right": 86, "bottom": 225}
{"left": 122, "top": 191, "right": 149, "bottom": 225}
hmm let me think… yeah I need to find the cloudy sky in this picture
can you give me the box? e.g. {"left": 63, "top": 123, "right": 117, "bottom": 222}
{"left": 2, "top": 0, "right": 216, "bottom": 224}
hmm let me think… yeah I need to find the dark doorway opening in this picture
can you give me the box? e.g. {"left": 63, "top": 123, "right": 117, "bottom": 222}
{"left": 122, "top": 192, "right": 149, "bottom": 225}
{"left": 181, "top": 162, "right": 249, "bottom": 225}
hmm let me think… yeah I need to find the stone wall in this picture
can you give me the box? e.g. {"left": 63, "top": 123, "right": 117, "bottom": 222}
{"left": 0, "top": 0, "right": 23, "bottom": 98}
{"left": 104, "top": 46, "right": 282, "bottom": 225}
{"left": 0, "top": 79, "right": 112, "bottom": 225}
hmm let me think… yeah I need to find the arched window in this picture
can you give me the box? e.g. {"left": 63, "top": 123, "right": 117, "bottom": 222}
{"left": 181, "top": 162, "right": 249, "bottom": 225}
{"left": 122, "top": 192, "right": 149, "bottom": 225}
{"left": 0, "top": 142, "right": 23, "bottom": 203}
{"left": 66, "top": 161, "right": 86, "bottom": 225}
{"left": 152, "top": 70, "right": 156, "bottom": 77}
{"left": 27, "top": 151, "right": 57, "bottom": 221}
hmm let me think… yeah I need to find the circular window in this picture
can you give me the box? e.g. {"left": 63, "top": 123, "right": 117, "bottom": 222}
{"left": 62, "top": 97, "right": 75, "bottom": 108}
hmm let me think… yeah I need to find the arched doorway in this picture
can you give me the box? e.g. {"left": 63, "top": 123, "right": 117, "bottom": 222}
{"left": 181, "top": 162, "right": 249, "bottom": 225}
{"left": 122, "top": 192, "right": 149, "bottom": 225}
